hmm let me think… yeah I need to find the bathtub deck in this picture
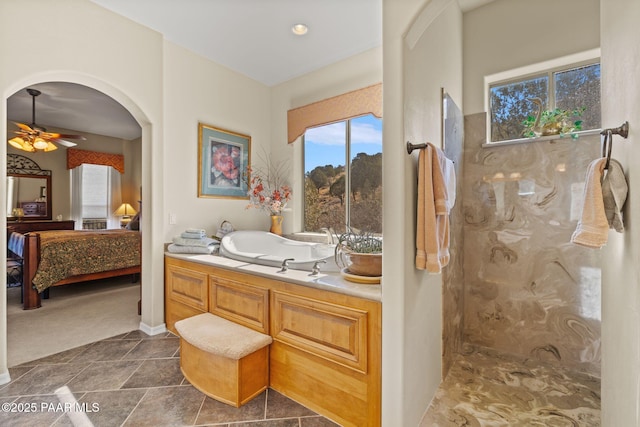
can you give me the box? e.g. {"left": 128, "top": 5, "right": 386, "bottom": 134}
{"left": 420, "top": 348, "right": 601, "bottom": 426}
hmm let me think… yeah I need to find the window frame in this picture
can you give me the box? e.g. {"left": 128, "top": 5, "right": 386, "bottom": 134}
{"left": 302, "top": 115, "right": 382, "bottom": 234}
{"left": 484, "top": 48, "right": 601, "bottom": 146}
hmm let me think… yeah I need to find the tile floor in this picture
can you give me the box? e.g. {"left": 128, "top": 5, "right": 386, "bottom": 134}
{"left": 0, "top": 330, "right": 340, "bottom": 427}
{"left": 420, "top": 347, "right": 601, "bottom": 426}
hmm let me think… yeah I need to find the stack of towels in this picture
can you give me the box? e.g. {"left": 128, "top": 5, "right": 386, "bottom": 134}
{"left": 168, "top": 228, "right": 219, "bottom": 254}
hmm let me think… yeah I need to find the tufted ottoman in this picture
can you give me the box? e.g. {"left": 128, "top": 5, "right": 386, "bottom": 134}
{"left": 175, "top": 312, "right": 272, "bottom": 407}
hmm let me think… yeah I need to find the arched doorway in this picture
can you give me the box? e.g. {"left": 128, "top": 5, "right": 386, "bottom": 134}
{"left": 1, "top": 75, "right": 164, "bottom": 374}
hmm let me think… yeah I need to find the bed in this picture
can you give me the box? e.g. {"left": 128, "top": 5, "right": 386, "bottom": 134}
{"left": 18, "top": 229, "right": 141, "bottom": 310}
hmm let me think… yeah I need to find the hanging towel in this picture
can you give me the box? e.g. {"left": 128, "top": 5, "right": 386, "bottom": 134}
{"left": 601, "top": 159, "right": 628, "bottom": 232}
{"left": 571, "top": 158, "right": 609, "bottom": 248}
{"left": 415, "top": 143, "right": 450, "bottom": 272}
{"left": 442, "top": 157, "right": 456, "bottom": 212}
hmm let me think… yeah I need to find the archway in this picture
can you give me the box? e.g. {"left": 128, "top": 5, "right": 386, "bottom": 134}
{"left": 1, "top": 73, "right": 164, "bottom": 377}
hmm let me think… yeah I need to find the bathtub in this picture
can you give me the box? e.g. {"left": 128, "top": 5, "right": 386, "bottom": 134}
{"left": 219, "top": 230, "right": 341, "bottom": 272}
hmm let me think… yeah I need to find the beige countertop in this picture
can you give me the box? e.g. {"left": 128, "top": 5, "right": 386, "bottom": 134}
{"left": 165, "top": 252, "right": 382, "bottom": 302}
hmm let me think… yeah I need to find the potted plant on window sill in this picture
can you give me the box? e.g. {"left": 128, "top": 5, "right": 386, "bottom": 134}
{"left": 522, "top": 98, "right": 585, "bottom": 139}
{"left": 335, "top": 227, "right": 382, "bottom": 278}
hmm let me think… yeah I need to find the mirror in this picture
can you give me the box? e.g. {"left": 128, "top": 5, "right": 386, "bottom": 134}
{"left": 6, "top": 154, "right": 52, "bottom": 221}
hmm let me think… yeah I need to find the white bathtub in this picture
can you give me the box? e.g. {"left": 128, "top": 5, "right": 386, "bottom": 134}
{"left": 220, "top": 230, "right": 340, "bottom": 272}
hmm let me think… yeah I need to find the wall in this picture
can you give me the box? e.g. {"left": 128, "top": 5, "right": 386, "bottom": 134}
{"left": 162, "top": 40, "right": 272, "bottom": 241}
{"left": 382, "top": 0, "right": 463, "bottom": 425}
{"left": 460, "top": 0, "right": 603, "bottom": 376}
{"left": 270, "top": 47, "right": 382, "bottom": 234}
{"left": 463, "top": 0, "right": 600, "bottom": 115}
{"left": 463, "top": 117, "right": 602, "bottom": 375}
{"left": 600, "top": 0, "right": 640, "bottom": 424}
{"left": 0, "top": 0, "right": 165, "bottom": 381}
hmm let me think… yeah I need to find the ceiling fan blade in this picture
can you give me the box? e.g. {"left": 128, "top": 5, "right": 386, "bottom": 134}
{"left": 44, "top": 132, "right": 86, "bottom": 141}
{"left": 53, "top": 139, "right": 77, "bottom": 147}
{"left": 14, "top": 122, "right": 35, "bottom": 133}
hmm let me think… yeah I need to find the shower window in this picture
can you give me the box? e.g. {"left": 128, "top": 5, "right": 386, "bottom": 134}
{"left": 487, "top": 53, "right": 601, "bottom": 144}
{"left": 303, "top": 114, "right": 382, "bottom": 234}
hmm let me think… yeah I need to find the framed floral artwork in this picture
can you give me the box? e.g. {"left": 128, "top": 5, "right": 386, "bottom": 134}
{"left": 198, "top": 123, "right": 251, "bottom": 199}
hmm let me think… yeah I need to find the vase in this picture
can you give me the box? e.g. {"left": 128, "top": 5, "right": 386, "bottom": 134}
{"left": 270, "top": 215, "right": 283, "bottom": 235}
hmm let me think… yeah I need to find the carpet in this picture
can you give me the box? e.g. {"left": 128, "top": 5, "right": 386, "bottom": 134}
{"left": 6, "top": 277, "right": 141, "bottom": 367}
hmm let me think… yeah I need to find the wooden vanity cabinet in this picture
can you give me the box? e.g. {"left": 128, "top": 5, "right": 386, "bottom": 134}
{"left": 164, "top": 256, "right": 381, "bottom": 426}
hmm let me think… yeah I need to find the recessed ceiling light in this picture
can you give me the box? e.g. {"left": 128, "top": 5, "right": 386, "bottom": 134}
{"left": 292, "top": 24, "right": 308, "bottom": 36}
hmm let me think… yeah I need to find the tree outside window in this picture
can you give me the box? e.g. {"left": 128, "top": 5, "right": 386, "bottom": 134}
{"left": 304, "top": 114, "right": 382, "bottom": 234}
{"left": 489, "top": 62, "right": 601, "bottom": 143}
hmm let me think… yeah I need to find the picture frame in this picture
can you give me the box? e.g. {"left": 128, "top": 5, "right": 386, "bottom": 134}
{"left": 198, "top": 123, "right": 251, "bottom": 199}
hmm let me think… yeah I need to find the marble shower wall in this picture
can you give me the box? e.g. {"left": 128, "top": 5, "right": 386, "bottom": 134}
{"left": 462, "top": 113, "right": 602, "bottom": 376}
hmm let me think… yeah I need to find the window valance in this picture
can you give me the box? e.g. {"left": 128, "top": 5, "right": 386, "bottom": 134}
{"left": 66, "top": 148, "right": 125, "bottom": 174}
{"left": 287, "top": 83, "right": 382, "bottom": 144}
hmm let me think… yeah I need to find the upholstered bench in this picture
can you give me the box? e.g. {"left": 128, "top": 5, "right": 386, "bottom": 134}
{"left": 174, "top": 312, "right": 272, "bottom": 407}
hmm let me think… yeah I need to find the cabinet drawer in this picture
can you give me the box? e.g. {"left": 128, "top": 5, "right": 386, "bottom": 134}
{"left": 271, "top": 290, "right": 368, "bottom": 373}
{"left": 166, "top": 264, "right": 208, "bottom": 311}
{"left": 209, "top": 276, "right": 269, "bottom": 334}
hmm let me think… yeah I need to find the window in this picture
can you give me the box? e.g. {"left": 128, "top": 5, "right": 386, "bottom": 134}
{"left": 71, "top": 164, "right": 121, "bottom": 229}
{"left": 304, "top": 114, "right": 382, "bottom": 234}
{"left": 487, "top": 55, "right": 601, "bottom": 143}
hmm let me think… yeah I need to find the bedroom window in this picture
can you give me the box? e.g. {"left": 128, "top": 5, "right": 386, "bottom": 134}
{"left": 71, "top": 164, "right": 122, "bottom": 229}
{"left": 486, "top": 50, "right": 601, "bottom": 144}
{"left": 303, "top": 114, "right": 382, "bottom": 234}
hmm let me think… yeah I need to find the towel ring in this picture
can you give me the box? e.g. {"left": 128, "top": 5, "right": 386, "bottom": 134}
{"left": 601, "top": 130, "right": 613, "bottom": 170}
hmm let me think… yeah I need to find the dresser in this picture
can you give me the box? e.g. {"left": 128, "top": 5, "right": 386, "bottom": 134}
{"left": 20, "top": 202, "right": 47, "bottom": 217}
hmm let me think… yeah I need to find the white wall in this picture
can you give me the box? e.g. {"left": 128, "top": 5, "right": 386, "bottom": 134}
{"left": 162, "top": 40, "right": 272, "bottom": 240}
{"left": 270, "top": 47, "right": 382, "bottom": 234}
{"left": 463, "top": 0, "right": 600, "bottom": 115}
{"left": 383, "top": 0, "right": 462, "bottom": 425}
{"left": 601, "top": 0, "right": 640, "bottom": 424}
{"left": 0, "top": 0, "right": 165, "bottom": 381}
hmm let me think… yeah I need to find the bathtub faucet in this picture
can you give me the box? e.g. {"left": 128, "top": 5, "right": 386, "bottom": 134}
{"left": 320, "top": 227, "right": 336, "bottom": 244}
{"left": 309, "top": 260, "right": 327, "bottom": 276}
{"left": 278, "top": 258, "right": 295, "bottom": 273}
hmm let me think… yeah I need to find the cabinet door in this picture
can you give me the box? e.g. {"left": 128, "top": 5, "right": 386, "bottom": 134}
{"left": 166, "top": 264, "right": 208, "bottom": 311}
{"left": 271, "top": 290, "right": 368, "bottom": 373}
{"left": 209, "top": 276, "right": 269, "bottom": 334}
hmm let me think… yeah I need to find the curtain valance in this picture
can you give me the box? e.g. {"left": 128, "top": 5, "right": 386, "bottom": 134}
{"left": 287, "top": 83, "right": 382, "bottom": 143}
{"left": 67, "top": 148, "right": 125, "bottom": 174}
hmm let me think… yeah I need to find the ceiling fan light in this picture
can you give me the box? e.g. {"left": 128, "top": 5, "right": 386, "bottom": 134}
{"left": 33, "top": 137, "right": 49, "bottom": 150}
{"left": 8, "top": 136, "right": 35, "bottom": 152}
{"left": 43, "top": 141, "right": 58, "bottom": 152}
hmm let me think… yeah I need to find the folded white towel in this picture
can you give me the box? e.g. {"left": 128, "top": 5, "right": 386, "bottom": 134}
{"left": 167, "top": 243, "right": 216, "bottom": 254}
{"left": 172, "top": 236, "right": 218, "bottom": 247}
{"left": 181, "top": 231, "right": 207, "bottom": 239}
{"left": 185, "top": 228, "right": 206, "bottom": 234}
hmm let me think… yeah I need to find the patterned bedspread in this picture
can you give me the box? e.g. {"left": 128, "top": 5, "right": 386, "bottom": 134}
{"left": 31, "top": 229, "right": 141, "bottom": 293}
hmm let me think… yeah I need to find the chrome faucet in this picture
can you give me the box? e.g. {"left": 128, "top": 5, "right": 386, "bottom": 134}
{"left": 278, "top": 258, "right": 295, "bottom": 273}
{"left": 320, "top": 227, "right": 336, "bottom": 244}
{"left": 309, "top": 260, "right": 327, "bottom": 276}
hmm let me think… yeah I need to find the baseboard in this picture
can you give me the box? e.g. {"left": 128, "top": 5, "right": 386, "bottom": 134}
{"left": 0, "top": 370, "right": 11, "bottom": 385}
{"left": 139, "top": 321, "right": 167, "bottom": 336}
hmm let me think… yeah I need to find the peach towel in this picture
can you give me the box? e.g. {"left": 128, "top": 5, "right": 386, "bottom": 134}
{"left": 571, "top": 158, "right": 609, "bottom": 248}
{"left": 415, "top": 143, "right": 450, "bottom": 272}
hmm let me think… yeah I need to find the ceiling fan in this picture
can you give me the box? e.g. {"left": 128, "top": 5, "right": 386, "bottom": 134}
{"left": 8, "top": 88, "right": 86, "bottom": 152}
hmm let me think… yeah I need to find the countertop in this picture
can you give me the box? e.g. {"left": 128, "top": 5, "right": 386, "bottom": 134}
{"left": 165, "top": 252, "right": 382, "bottom": 302}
